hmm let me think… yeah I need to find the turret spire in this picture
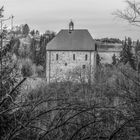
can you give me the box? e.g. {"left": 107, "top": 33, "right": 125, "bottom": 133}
{"left": 69, "top": 20, "right": 74, "bottom": 32}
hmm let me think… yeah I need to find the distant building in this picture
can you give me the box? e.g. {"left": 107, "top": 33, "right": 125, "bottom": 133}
{"left": 97, "top": 43, "right": 122, "bottom": 64}
{"left": 46, "top": 21, "right": 97, "bottom": 83}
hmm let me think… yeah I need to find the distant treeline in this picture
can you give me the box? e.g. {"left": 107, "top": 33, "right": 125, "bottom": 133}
{"left": 96, "top": 38, "right": 122, "bottom": 44}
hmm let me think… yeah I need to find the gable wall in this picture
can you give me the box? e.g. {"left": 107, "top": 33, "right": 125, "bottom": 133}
{"left": 46, "top": 51, "right": 96, "bottom": 83}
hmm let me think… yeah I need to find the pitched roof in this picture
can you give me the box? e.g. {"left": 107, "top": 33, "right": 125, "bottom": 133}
{"left": 46, "top": 29, "right": 95, "bottom": 51}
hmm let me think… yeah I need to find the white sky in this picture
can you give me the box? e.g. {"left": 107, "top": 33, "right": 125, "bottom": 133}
{"left": 1, "top": 0, "right": 140, "bottom": 40}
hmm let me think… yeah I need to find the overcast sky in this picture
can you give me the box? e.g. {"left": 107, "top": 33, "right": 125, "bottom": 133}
{"left": 1, "top": 0, "right": 140, "bottom": 40}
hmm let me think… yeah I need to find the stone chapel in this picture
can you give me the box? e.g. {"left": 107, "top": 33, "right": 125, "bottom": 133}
{"left": 46, "top": 21, "right": 97, "bottom": 83}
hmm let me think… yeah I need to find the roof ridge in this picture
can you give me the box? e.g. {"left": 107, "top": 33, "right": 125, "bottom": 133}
{"left": 46, "top": 29, "right": 95, "bottom": 51}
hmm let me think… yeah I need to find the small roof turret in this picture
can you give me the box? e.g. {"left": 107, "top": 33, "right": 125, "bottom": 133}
{"left": 69, "top": 20, "right": 74, "bottom": 32}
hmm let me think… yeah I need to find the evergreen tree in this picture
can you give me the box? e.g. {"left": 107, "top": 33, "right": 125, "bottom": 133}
{"left": 120, "top": 37, "right": 136, "bottom": 70}
{"left": 135, "top": 40, "right": 140, "bottom": 73}
{"left": 96, "top": 53, "right": 101, "bottom": 66}
{"left": 135, "top": 40, "right": 140, "bottom": 54}
{"left": 34, "top": 31, "right": 55, "bottom": 69}
{"left": 22, "top": 24, "right": 30, "bottom": 36}
{"left": 30, "top": 30, "right": 35, "bottom": 36}
{"left": 35, "top": 35, "right": 46, "bottom": 66}
{"left": 35, "top": 30, "right": 39, "bottom": 36}
{"left": 112, "top": 54, "right": 117, "bottom": 65}
{"left": 30, "top": 38, "right": 36, "bottom": 62}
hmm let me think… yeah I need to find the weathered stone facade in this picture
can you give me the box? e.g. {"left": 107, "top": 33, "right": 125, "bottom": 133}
{"left": 46, "top": 51, "right": 96, "bottom": 83}
{"left": 46, "top": 24, "right": 97, "bottom": 83}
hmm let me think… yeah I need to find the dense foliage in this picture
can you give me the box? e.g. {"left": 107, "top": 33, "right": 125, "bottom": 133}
{"left": 1, "top": 63, "right": 139, "bottom": 140}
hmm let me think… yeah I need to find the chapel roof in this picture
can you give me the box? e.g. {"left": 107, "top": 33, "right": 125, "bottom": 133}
{"left": 46, "top": 29, "right": 96, "bottom": 51}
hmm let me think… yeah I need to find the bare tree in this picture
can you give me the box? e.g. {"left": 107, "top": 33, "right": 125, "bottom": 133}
{"left": 113, "top": 0, "right": 140, "bottom": 27}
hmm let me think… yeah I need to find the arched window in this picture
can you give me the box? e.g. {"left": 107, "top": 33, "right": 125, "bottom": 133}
{"left": 85, "top": 54, "right": 88, "bottom": 61}
{"left": 56, "top": 54, "right": 58, "bottom": 60}
{"left": 73, "top": 54, "right": 75, "bottom": 60}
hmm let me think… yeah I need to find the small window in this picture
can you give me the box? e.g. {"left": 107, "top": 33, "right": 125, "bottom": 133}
{"left": 82, "top": 65, "right": 86, "bottom": 69}
{"left": 65, "top": 63, "right": 67, "bottom": 66}
{"left": 56, "top": 54, "right": 58, "bottom": 60}
{"left": 73, "top": 54, "right": 75, "bottom": 60}
{"left": 85, "top": 54, "right": 88, "bottom": 61}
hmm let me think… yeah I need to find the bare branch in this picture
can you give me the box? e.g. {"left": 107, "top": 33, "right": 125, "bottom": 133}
{"left": 0, "top": 78, "right": 27, "bottom": 106}
{"left": 113, "top": 0, "right": 140, "bottom": 26}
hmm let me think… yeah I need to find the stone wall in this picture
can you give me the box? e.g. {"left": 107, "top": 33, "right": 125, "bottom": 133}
{"left": 46, "top": 51, "right": 96, "bottom": 83}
